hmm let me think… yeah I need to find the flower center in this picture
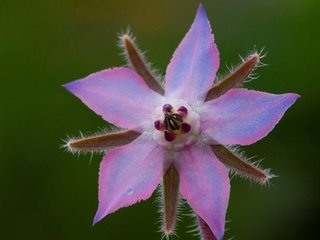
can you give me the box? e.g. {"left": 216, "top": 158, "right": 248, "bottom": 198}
{"left": 152, "top": 100, "right": 200, "bottom": 151}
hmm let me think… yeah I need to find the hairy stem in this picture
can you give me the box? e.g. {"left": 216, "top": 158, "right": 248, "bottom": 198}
{"left": 123, "top": 36, "right": 164, "bottom": 95}
{"left": 67, "top": 130, "right": 140, "bottom": 152}
{"left": 211, "top": 144, "right": 271, "bottom": 183}
{"left": 206, "top": 53, "right": 260, "bottom": 101}
{"left": 162, "top": 165, "right": 180, "bottom": 235}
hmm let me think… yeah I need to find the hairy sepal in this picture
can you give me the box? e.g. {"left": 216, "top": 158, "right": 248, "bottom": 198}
{"left": 211, "top": 144, "right": 273, "bottom": 184}
{"left": 64, "top": 129, "right": 140, "bottom": 153}
{"left": 118, "top": 30, "right": 164, "bottom": 95}
{"left": 206, "top": 52, "right": 261, "bottom": 101}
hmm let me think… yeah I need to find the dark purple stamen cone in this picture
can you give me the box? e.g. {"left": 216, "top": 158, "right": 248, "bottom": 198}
{"left": 181, "top": 123, "right": 191, "bottom": 133}
{"left": 163, "top": 104, "right": 173, "bottom": 113}
{"left": 154, "top": 120, "right": 162, "bottom": 130}
{"left": 178, "top": 106, "right": 188, "bottom": 116}
{"left": 164, "top": 131, "right": 176, "bottom": 142}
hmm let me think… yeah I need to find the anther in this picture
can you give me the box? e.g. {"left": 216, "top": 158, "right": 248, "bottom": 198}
{"left": 178, "top": 106, "right": 188, "bottom": 116}
{"left": 154, "top": 120, "right": 162, "bottom": 131}
{"left": 181, "top": 123, "right": 191, "bottom": 133}
{"left": 163, "top": 104, "right": 173, "bottom": 113}
{"left": 164, "top": 131, "right": 176, "bottom": 142}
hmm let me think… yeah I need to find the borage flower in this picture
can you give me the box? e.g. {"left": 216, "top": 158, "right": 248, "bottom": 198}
{"left": 64, "top": 4, "right": 299, "bottom": 240}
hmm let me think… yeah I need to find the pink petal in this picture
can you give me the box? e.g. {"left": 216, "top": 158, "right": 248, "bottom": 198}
{"left": 165, "top": 4, "right": 219, "bottom": 105}
{"left": 64, "top": 67, "right": 164, "bottom": 132}
{"left": 93, "top": 134, "right": 169, "bottom": 224}
{"left": 200, "top": 89, "right": 300, "bottom": 145}
{"left": 174, "top": 142, "right": 230, "bottom": 240}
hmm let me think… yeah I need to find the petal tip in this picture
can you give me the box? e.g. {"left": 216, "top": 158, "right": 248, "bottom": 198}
{"left": 93, "top": 210, "right": 104, "bottom": 226}
{"left": 63, "top": 81, "right": 77, "bottom": 93}
{"left": 284, "top": 93, "right": 300, "bottom": 107}
{"left": 197, "top": 3, "right": 205, "bottom": 12}
{"left": 196, "top": 3, "right": 208, "bottom": 20}
{"left": 62, "top": 82, "right": 71, "bottom": 90}
{"left": 290, "top": 93, "right": 301, "bottom": 101}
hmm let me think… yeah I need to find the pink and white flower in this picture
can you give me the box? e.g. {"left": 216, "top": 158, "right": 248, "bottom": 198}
{"left": 64, "top": 4, "right": 299, "bottom": 240}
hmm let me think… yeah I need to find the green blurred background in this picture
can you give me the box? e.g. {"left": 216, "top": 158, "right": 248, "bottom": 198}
{"left": 1, "top": 0, "right": 319, "bottom": 239}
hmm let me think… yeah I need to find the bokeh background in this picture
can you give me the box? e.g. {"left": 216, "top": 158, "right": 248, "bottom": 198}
{"left": 1, "top": 0, "right": 319, "bottom": 239}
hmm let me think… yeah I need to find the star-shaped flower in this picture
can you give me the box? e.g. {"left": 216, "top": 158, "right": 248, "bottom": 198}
{"left": 64, "top": 4, "right": 299, "bottom": 240}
